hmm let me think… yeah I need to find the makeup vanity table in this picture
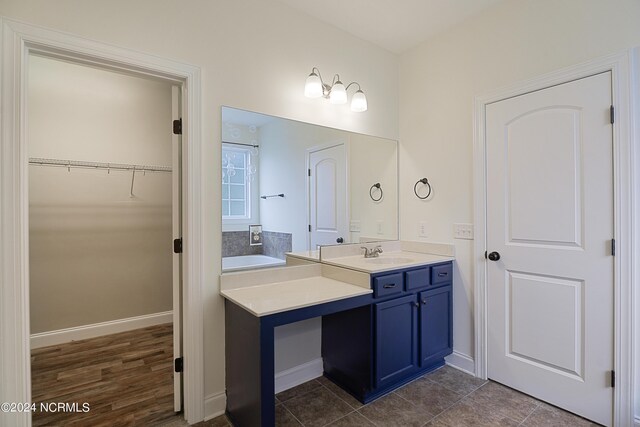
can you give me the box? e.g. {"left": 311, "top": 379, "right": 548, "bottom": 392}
{"left": 221, "top": 242, "right": 454, "bottom": 427}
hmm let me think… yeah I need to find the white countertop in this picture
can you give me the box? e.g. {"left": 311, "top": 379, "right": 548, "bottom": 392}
{"left": 285, "top": 250, "right": 320, "bottom": 262}
{"left": 321, "top": 251, "right": 454, "bottom": 274}
{"left": 221, "top": 276, "right": 372, "bottom": 317}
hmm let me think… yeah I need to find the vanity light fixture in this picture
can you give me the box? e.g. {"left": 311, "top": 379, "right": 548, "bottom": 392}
{"left": 304, "top": 67, "right": 368, "bottom": 112}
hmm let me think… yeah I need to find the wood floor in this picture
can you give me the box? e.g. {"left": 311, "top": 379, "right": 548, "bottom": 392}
{"left": 31, "top": 323, "right": 177, "bottom": 426}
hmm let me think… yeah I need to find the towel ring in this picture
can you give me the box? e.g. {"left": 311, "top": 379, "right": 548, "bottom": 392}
{"left": 369, "top": 183, "right": 383, "bottom": 202}
{"left": 414, "top": 178, "right": 432, "bottom": 200}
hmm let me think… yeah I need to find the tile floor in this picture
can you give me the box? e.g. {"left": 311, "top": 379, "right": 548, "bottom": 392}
{"left": 199, "top": 365, "right": 601, "bottom": 427}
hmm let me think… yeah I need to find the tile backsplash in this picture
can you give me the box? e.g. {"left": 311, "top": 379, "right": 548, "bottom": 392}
{"left": 222, "top": 230, "right": 292, "bottom": 259}
{"left": 262, "top": 231, "right": 293, "bottom": 260}
{"left": 222, "top": 231, "right": 262, "bottom": 257}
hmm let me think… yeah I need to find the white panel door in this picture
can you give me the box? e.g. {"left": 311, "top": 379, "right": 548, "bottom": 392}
{"left": 486, "top": 72, "right": 613, "bottom": 426}
{"left": 308, "top": 144, "right": 347, "bottom": 248}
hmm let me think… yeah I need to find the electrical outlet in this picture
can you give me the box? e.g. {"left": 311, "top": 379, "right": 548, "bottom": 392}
{"left": 377, "top": 220, "right": 383, "bottom": 235}
{"left": 418, "top": 221, "right": 428, "bottom": 238}
{"left": 350, "top": 220, "right": 361, "bottom": 232}
{"left": 454, "top": 223, "right": 474, "bottom": 240}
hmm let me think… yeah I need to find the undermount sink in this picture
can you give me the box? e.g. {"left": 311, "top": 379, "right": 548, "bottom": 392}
{"left": 364, "top": 257, "right": 414, "bottom": 265}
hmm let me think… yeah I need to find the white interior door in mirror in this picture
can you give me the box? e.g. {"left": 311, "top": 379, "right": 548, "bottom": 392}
{"left": 308, "top": 143, "right": 348, "bottom": 249}
{"left": 486, "top": 72, "right": 613, "bottom": 426}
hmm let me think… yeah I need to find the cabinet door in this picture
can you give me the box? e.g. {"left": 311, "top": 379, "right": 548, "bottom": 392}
{"left": 375, "top": 294, "right": 418, "bottom": 388}
{"left": 419, "top": 286, "right": 453, "bottom": 367}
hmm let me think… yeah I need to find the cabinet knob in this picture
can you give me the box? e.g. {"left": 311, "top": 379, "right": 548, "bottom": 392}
{"left": 422, "top": 299, "right": 427, "bottom": 305}
{"left": 413, "top": 302, "right": 420, "bottom": 308}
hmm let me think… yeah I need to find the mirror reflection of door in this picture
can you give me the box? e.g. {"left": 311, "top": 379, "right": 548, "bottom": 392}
{"left": 307, "top": 143, "right": 348, "bottom": 249}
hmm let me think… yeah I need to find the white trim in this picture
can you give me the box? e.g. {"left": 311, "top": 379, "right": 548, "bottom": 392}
{"left": 274, "top": 358, "right": 324, "bottom": 394}
{"left": 632, "top": 46, "right": 640, "bottom": 424}
{"left": 204, "top": 391, "right": 227, "bottom": 422}
{"left": 473, "top": 50, "right": 636, "bottom": 427}
{"left": 445, "top": 351, "right": 475, "bottom": 376}
{"left": 30, "top": 311, "right": 173, "bottom": 349}
{"left": 0, "top": 18, "right": 205, "bottom": 425}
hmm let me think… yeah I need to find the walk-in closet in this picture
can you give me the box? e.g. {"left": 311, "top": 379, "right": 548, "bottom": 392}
{"left": 27, "top": 54, "right": 180, "bottom": 425}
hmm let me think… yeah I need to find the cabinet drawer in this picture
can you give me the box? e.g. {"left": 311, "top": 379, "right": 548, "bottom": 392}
{"left": 431, "top": 263, "right": 452, "bottom": 285}
{"left": 405, "top": 267, "right": 430, "bottom": 291}
{"left": 372, "top": 273, "right": 404, "bottom": 298}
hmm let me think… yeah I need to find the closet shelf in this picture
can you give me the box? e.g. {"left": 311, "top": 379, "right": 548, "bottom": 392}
{"left": 28, "top": 157, "right": 172, "bottom": 173}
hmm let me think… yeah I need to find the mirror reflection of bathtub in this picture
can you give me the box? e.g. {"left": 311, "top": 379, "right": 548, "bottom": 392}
{"left": 222, "top": 254, "right": 286, "bottom": 272}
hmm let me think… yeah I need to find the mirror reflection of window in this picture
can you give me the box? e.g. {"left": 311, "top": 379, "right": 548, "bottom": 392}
{"left": 222, "top": 144, "right": 253, "bottom": 219}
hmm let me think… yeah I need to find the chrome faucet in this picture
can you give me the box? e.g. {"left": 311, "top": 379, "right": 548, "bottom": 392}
{"left": 361, "top": 245, "right": 383, "bottom": 258}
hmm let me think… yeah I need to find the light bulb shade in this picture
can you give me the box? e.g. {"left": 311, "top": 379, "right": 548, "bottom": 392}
{"left": 350, "top": 90, "right": 368, "bottom": 112}
{"left": 304, "top": 72, "right": 323, "bottom": 98}
{"left": 329, "top": 81, "right": 347, "bottom": 104}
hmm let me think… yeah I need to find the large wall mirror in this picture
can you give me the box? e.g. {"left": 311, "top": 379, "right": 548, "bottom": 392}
{"left": 221, "top": 106, "right": 398, "bottom": 272}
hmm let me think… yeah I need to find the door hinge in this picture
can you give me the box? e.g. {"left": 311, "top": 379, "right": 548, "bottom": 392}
{"left": 173, "top": 118, "right": 182, "bottom": 135}
{"left": 173, "top": 238, "right": 183, "bottom": 254}
{"left": 610, "top": 105, "right": 615, "bottom": 124}
{"left": 308, "top": 168, "right": 311, "bottom": 177}
{"left": 611, "top": 370, "right": 615, "bottom": 388}
{"left": 308, "top": 225, "right": 312, "bottom": 232}
{"left": 611, "top": 238, "right": 616, "bottom": 256}
{"left": 175, "top": 357, "right": 184, "bottom": 373}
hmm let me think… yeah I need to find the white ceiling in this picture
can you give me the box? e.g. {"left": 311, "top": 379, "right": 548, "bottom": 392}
{"left": 276, "top": 0, "right": 504, "bottom": 54}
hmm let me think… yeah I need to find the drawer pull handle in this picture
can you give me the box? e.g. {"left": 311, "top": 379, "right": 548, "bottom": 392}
{"left": 383, "top": 283, "right": 396, "bottom": 289}
{"left": 438, "top": 272, "right": 448, "bottom": 277}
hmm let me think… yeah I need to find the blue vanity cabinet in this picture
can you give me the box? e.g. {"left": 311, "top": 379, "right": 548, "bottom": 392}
{"left": 419, "top": 285, "right": 453, "bottom": 367}
{"left": 370, "top": 262, "right": 453, "bottom": 397}
{"left": 323, "top": 261, "right": 453, "bottom": 404}
{"left": 374, "top": 293, "right": 418, "bottom": 389}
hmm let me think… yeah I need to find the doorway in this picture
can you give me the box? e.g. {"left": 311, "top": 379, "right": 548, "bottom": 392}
{"left": 27, "top": 54, "right": 183, "bottom": 425}
{"left": 0, "top": 19, "right": 205, "bottom": 425}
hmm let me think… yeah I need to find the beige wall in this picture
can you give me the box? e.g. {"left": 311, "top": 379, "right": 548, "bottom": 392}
{"left": 0, "top": 0, "right": 399, "bottom": 410}
{"left": 28, "top": 55, "right": 173, "bottom": 333}
{"left": 349, "top": 133, "right": 398, "bottom": 242}
{"left": 398, "top": 0, "right": 640, "bottom": 400}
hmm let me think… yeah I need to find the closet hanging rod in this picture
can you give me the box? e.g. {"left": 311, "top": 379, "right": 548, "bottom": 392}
{"left": 222, "top": 141, "right": 259, "bottom": 148}
{"left": 28, "top": 157, "right": 172, "bottom": 173}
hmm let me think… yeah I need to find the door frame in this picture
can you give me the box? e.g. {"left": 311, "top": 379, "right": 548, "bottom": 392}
{"left": 0, "top": 18, "right": 205, "bottom": 425}
{"left": 473, "top": 50, "right": 637, "bottom": 426}
{"left": 305, "top": 141, "right": 349, "bottom": 250}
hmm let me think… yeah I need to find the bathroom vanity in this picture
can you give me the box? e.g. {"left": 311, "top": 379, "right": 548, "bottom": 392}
{"left": 322, "top": 260, "right": 453, "bottom": 403}
{"left": 221, "top": 243, "right": 453, "bottom": 427}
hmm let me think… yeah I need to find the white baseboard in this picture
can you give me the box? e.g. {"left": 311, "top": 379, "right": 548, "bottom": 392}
{"left": 275, "top": 358, "right": 324, "bottom": 394}
{"left": 445, "top": 351, "right": 475, "bottom": 376}
{"left": 30, "top": 311, "right": 173, "bottom": 349}
{"left": 204, "top": 391, "right": 227, "bottom": 421}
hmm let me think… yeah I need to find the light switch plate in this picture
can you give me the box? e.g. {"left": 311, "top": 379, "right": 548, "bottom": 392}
{"left": 376, "top": 220, "right": 383, "bottom": 235}
{"left": 350, "top": 220, "right": 361, "bottom": 232}
{"left": 454, "top": 223, "right": 474, "bottom": 240}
